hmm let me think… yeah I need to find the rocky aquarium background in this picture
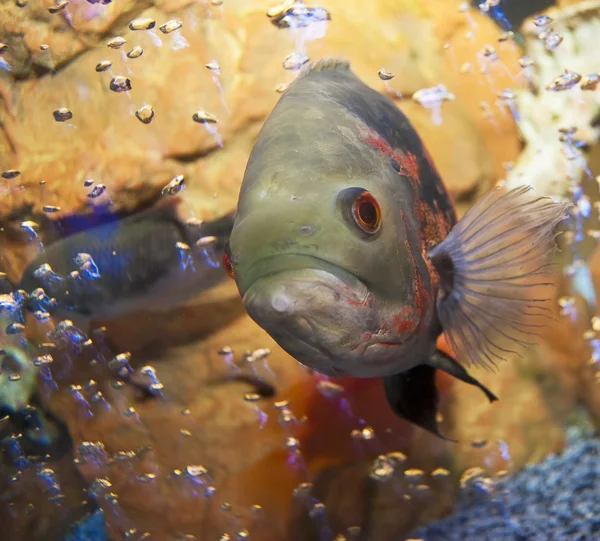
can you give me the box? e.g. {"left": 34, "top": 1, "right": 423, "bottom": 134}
{"left": 0, "top": 0, "right": 599, "bottom": 540}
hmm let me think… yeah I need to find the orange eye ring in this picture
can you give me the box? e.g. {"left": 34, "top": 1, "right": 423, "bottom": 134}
{"left": 223, "top": 252, "right": 235, "bottom": 279}
{"left": 352, "top": 191, "right": 381, "bottom": 234}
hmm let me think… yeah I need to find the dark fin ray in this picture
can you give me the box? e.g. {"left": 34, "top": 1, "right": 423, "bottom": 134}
{"left": 383, "top": 365, "right": 456, "bottom": 441}
{"left": 428, "top": 349, "right": 498, "bottom": 403}
{"left": 429, "top": 185, "right": 571, "bottom": 371}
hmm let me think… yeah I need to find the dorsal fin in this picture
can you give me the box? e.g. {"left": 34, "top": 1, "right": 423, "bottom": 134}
{"left": 296, "top": 57, "right": 351, "bottom": 81}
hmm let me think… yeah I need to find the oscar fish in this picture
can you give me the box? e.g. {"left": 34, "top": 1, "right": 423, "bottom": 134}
{"left": 224, "top": 58, "right": 570, "bottom": 439}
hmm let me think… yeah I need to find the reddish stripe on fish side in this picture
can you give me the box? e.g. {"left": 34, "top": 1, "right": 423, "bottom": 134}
{"left": 398, "top": 210, "right": 428, "bottom": 324}
{"left": 360, "top": 129, "right": 424, "bottom": 224}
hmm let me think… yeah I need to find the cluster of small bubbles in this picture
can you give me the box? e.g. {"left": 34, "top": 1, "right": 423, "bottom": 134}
{"left": 533, "top": 14, "right": 553, "bottom": 27}
{"left": 48, "top": 0, "right": 69, "bottom": 14}
{"left": 293, "top": 481, "right": 312, "bottom": 500}
{"left": 159, "top": 19, "right": 183, "bottom": 34}
{"left": 75, "top": 252, "right": 100, "bottom": 280}
{"left": 30, "top": 286, "right": 57, "bottom": 313}
{"left": 110, "top": 76, "right": 132, "bottom": 93}
{"left": 124, "top": 406, "right": 138, "bottom": 418}
{"left": 285, "top": 436, "right": 300, "bottom": 450}
{"left": 184, "top": 464, "right": 216, "bottom": 496}
{"left": 131, "top": 365, "right": 164, "bottom": 397}
{"left": 315, "top": 379, "right": 344, "bottom": 398}
{"left": 162, "top": 174, "right": 185, "bottom": 195}
{"left": 96, "top": 60, "right": 112, "bottom": 72}
{"left": 459, "top": 466, "right": 495, "bottom": 495}
{"left": 268, "top": 2, "right": 331, "bottom": 30}
{"left": 431, "top": 467, "right": 450, "bottom": 478}
{"left": 34, "top": 354, "right": 54, "bottom": 367}
{"left": 87, "top": 184, "right": 106, "bottom": 198}
{"left": 412, "top": 84, "right": 454, "bottom": 125}
{"left": 404, "top": 468, "right": 426, "bottom": 484}
{"left": 540, "top": 29, "right": 563, "bottom": 52}
{"left": 3, "top": 169, "right": 21, "bottom": 179}
{"left": 309, "top": 501, "right": 326, "bottom": 518}
{"left": 545, "top": 69, "right": 582, "bottom": 91}
{"left": 136, "top": 472, "right": 157, "bottom": 483}
{"left": 33, "top": 267, "right": 62, "bottom": 294}
{"left": 369, "top": 452, "right": 405, "bottom": 481}
{"left": 192, "top": 110, "right": 218, "bottom": 124}
{"left": 558, "top": 296, "right": 577, "bottom": 317}
{"left": 267, "top": 0, "right": 296, "bottom": 19}
{"left": 589, "top": 338, "right": 600, "bottom": 367}
{"left": 48, "top": 319, "right": 90, "bottom": 351}
{"left": 496, "top": 88, "right": 516, "bottom": 101}
{"left": 107, "top": 37, "right": 126, "bottom": 49}
{"left": 497, "top": 30, "right": 514, "bottom": 42}
{"left": 460, "top": 62, "right": 473, "bottom": 74}
{"left": 177, "top": 241, "right": 193, "bottom": 270}
{"left": 275, "top": 400, "right": 297, "bottom": 426}
{"left": 37, "top": 467, "right": 63, "bottom": 501}
{"left": 479, "top": 45, "right": 498, "bottom": 62}
{"left": 53, "top": 108, "right": 73, "bottom": 122}
{"left": 378, "top": 68, "right": 394, "bottom": 81}
{"left": 5, "top": 322, "right": 25, "bottom": 334}
{"left": 580, "top": 73, "right": 599, "bottom": 91}
{"left": 20, "top": 220, "right": 40, "bottom": 240}
{"left": 195, "top": 235, "right": 217, "bottom": 248}
{"left": 351, "top": 426, "right": 375, "bottom": 440}
{"left": 283, "top": 52, "right": 310, "bottom": 71}
{"left": 477, "top": 0, "right": 501, "bottom": 11}
{"left": 244, "top": 347, "right": 271, "bottom": 363}
{"left": 519, "top": 55, "right": 534, "bottom": 68}
{"left": 75, "top": 440, "right": 107, "bottom": 465}
{"left": 108, "top": 352, "right": 133, "bottom": 379}
{"left": 129, "top": 17, "right": 156, "bottom": 31}
{"left": 126, "top": 46, "right": 143, "bottom": 59}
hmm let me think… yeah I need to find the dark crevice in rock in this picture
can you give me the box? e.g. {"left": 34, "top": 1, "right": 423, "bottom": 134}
{"left": 166, "top": 145, "right": 221, "bottom": 163}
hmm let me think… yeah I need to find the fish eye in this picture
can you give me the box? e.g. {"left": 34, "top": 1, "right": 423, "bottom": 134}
{"left": 352, "top": 191, "right": 381, "bottom": 234}
{"left": 223, "top": 252, "right": 235, "bottom": 279}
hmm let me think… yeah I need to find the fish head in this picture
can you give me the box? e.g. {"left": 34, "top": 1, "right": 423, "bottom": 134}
{"left": 228, "top": 159, "right": 435, "bottom": 378}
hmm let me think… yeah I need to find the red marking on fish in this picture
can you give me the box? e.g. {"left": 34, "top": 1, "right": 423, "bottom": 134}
{"left": 360, "top": 129, "right": 425, "bottom": 226}
{"left": 399, "top": 209, "right": 429, "bottom": 324}
{"left": 347, "top": 292, "right": 374, "bottom": 308}
{"left": 391, "top": 307, "right": 418, "bottom": 333}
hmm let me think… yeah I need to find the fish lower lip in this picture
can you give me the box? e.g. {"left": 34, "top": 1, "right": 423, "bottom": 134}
{"left": 242, "top": 254, "right": 368, "bottom": 298}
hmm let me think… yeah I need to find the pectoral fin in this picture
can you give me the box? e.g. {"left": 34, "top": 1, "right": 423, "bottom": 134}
{"left": 428, "top": 349, "right": 498, "bottom": 403}
{"left": 383, "top": 364, "right": 455, "bottom": 441}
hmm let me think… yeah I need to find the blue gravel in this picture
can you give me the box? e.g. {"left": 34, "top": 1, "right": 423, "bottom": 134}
{"left": 411, "top": 427, "right": 600, "bottom": 541}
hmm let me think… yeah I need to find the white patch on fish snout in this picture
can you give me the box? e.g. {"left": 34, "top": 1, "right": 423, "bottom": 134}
{"left": 271, "top": 288, "right": 295, "bottom": 314}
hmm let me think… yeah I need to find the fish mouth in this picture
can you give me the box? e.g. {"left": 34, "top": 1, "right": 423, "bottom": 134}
{"left": 240, "top": 254, "right": 412, "bottom": 377}
{"left": 241, "top": 254, "right": 372, "bottom": 376}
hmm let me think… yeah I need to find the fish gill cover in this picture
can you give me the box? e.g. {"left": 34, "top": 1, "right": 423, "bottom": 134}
{"left": 0, "top": 1, "right": 599, "bottom": 541}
